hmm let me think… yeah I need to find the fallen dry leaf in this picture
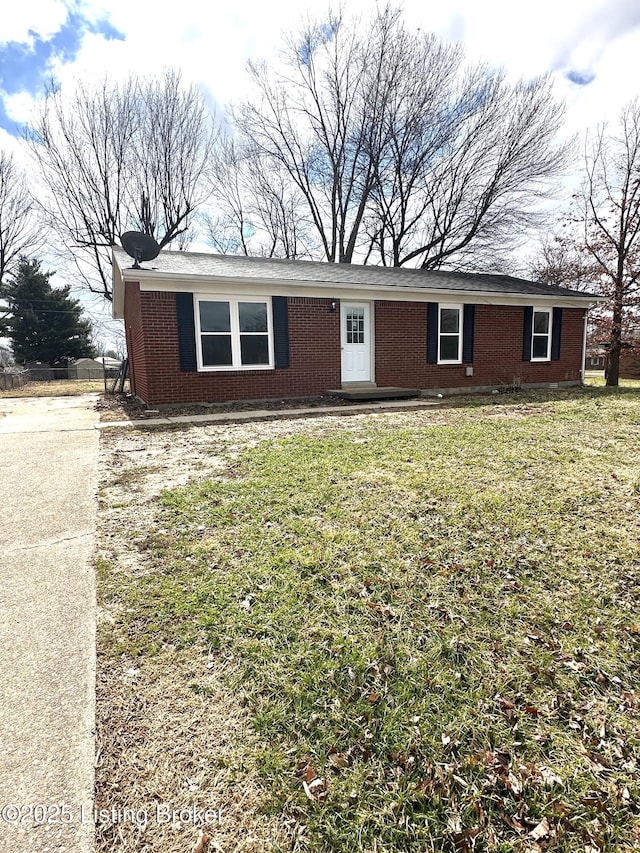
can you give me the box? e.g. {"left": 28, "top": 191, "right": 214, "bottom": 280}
{"left": 529, "top": 817, "right": 550, "bottom": 840}
{"left": 328, "top": 750, "right": 349, "bottom": 769}
{"left": 539, "top": 765, "right": 562, "bottom": 788}
{"left": 302, "top": 776, "right": 328, "bottom": 802}
{"left": 191, "top": 829, "right": 212, "bottom": 853}
{"left": 301, "top": 763, "right": 317, "bottom": 783}
{"left": 366, "top": 600, "right": 396, "bottom": 618}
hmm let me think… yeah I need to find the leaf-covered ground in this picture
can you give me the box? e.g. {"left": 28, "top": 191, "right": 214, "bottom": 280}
{"left": 96, "top": 385, "right": 640, "bottom": 852}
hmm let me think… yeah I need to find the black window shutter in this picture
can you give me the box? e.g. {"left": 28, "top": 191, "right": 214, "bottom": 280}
{"left": 272, "top": 296, "right": 290, "bottom": 369}
{"left": 427, "top": 302, "right": 438, "bottom": 364}
{"left": 522, "top": 306, "right": 533, "bottom": 362}
{"left": 175, "top": 292, "right": 197, "bottom": 372}
{"left": 551, "top": 308, "right": 562, "bottom": 361}
{"left": 463, "top": 304, "right": 475, "bottom": 363}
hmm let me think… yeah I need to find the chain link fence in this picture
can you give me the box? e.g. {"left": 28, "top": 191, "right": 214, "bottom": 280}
{"left": 0, "top": 361, "right": 125, "bottom": 392}
{"left": 0, "top": 370, "right": 29, "bottom": 391}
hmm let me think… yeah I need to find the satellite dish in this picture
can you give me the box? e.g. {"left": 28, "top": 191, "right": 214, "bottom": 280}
{"left": 120, "top": 231, "right": 160, "bottom": 268}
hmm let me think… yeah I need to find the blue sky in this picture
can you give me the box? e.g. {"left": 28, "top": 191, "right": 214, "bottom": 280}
{"left": 0, "top": 5, "right": 124, "bottom": 135}
{"left": 2, "top": 0, "right": 640, "bottom": 143}
{"left": 2, "top": 0, "right": 640, "bottom": 349}
{"left": 0, "top": 2, "right": 126, "bottom": 136}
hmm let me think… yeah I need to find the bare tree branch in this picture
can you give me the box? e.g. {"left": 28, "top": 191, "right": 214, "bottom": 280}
{"left": 27, "top": 69, "right": 217, "bottom": 301}
{"left": 204, "top": 134, "right": 315, "bottom": 258}
{"left": 0, "top": 150, "right": 44, "bottom": 287}
{"left": 531, "top": 100, "right": 640, "bottom": 386}
{"left": 225, "top": 5, "right": 570, "bottom": 270}
{"left": 579, "top": 100, "right": 640, "bottom": 385}
{"left": 0, "top": 150, "right": 44, "bottom": 335}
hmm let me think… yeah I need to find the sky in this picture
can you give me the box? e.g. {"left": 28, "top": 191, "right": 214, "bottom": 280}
{"left": 1, "top": 0, "right": 640, "bottom": 348}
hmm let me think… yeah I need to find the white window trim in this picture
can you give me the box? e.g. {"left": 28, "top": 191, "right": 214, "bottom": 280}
{"left": 531, "top": 308, "right": 552, "bottom": 362}
{"left": 194, "top": 295, "right": 274, "bottom": 371}
{"left": 437, "top": 303, "right": 462, "bottom": 365}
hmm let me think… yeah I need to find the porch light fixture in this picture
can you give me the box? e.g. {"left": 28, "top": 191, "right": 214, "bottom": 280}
{"left": 330, "top": 299, "right": 337, "bottom": 312}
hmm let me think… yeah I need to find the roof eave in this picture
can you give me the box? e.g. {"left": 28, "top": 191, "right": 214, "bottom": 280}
{"left": 114, "top": 264, "right": 601, "bottom": 307}
{"left": 112, "top": 251, "right": 126, "bottom": 319}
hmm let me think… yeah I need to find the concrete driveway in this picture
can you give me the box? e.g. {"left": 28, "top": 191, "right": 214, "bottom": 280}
{"left": 0, "top": 394, "right": 99, "bottom": 852}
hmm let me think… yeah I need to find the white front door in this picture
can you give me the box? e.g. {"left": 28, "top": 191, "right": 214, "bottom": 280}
{"left": 341, "top": 302, "right": 372, "bottom": 383}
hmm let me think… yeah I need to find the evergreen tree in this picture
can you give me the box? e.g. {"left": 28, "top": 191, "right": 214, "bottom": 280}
{"left": 6, "top": 258, "right": 95, "bottom": 365}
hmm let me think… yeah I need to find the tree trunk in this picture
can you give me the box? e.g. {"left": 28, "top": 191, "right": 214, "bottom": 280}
{"left": 606, "top": 290, "right": 623, "bottom": 386}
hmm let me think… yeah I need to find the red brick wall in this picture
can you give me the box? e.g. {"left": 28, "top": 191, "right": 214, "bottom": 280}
{"left": 125, "top": 291, "right": 586, "bottom": 405}
{"left": 375, "top": 301, "right": 585, "bottom": 389}
{"left": 133, "top": 292, "right": 341, "bottom": 405}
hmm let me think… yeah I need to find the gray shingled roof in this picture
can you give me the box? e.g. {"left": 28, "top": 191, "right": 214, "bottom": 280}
{"left": 112, "top": 247, "right": 597, "bottom": 300}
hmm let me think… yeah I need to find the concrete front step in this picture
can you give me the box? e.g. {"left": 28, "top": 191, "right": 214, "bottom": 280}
{"left": 328, "top": 386, "right": 422, "bottom": 401}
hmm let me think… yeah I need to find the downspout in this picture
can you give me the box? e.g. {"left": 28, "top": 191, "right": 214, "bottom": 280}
{"left": 580, "top": 307, "right": 589, "bottom": 384}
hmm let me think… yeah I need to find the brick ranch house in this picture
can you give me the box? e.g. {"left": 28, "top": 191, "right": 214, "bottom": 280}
{"left": 112, "top": 248, "right": 600, "bottom": 406}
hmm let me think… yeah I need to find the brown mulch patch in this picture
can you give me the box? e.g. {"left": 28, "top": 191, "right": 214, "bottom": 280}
{"left": 97, "top": 392, "right": 356, "bottom": 422}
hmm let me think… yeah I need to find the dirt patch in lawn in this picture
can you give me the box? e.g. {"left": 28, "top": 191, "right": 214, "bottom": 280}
{"left": 479, "top": 403, "right": 556, "bottom": 419}
{"left": 94, "top": 649, "right": 288, "bottom": 853}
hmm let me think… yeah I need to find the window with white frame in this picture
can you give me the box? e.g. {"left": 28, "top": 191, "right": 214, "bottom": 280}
{"left": 346, "top": 307, "right": 365, "bottom": 344}
{"left": 438, "top": 305, "right": 462, "bottom": 363}
{"left": 196, "top": 297, "right": 273, "bottom": 370}
{"left": 531, "top": 309, "right": 552, "bottom": 361}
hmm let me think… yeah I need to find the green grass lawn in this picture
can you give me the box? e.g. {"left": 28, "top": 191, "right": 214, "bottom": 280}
{"left": 100, "top": 386, "right": 640, "bottom": 852}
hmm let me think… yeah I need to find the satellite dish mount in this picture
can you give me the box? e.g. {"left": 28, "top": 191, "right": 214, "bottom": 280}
{"left": 120, "top": 231, "right": 160, "bottom": 269}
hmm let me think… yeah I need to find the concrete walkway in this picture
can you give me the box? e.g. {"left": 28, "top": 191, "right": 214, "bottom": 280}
{"left": 0, "top": 394, "right": 99, "bottom": 853}
{"left": 96, "top": 396, "right": 442, "bottom": 430}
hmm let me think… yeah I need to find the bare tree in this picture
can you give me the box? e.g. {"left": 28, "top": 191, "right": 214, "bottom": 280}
{"left": 529, "top": 234, "right": 595, "bottom": 291}
{"left": 369, "top": 70, "right": 569, "bottom": 269}
{"left": 204, "top": 140, "right": 251, "bottom": 255}
{"left": 27, "top": 69, "right": 217, "bottom": 301}
{"left": 529, "top": 102, "right": 640, "bottom": 386}
{"left": 0, "top": 150, "right": 44, "bottom": 336}
{"left": 204, "top": 137, "right": 314, "bottom": 258}
{"left": 229, "top": 5, "right": 570, "bottom": 268}
{"left": 579, "top": 100, "right": 640, "bottom": 386}
{"left": 234, "top": 9, "right": 381, "bottom": 263}
{"left": 0, "top": 150, "right": 43, "bottom": 287}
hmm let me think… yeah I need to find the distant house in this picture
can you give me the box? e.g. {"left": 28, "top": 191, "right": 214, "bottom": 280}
{"left": 112, "top": 248, "right": 601, "bottom": 406}
{"left": 24, "top": 361, "right": 68, "bottom": 381}
{"left": 584, "top": 346, "right": 606, "bottom": 371}
{"left": 68, "top": 357, "right": 122, "bottom": 379}
{"left": 584, "top": 343, "right": 640, "bottom": 378}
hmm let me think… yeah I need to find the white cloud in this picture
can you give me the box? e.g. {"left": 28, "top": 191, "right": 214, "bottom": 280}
{"left": 551, "top": 0, "right": 640, "bottom": 71}
{"left": 3, "top": 91, "right": 37, "bottom": 124}
{"left": 559, "top": 27, "right": 640, "bottom": 137}
{"left": 0, "top": 128, "right": 27, "bottom": 162}
{"left": 1, "top": 0, "right": 68, "bottom": 45}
